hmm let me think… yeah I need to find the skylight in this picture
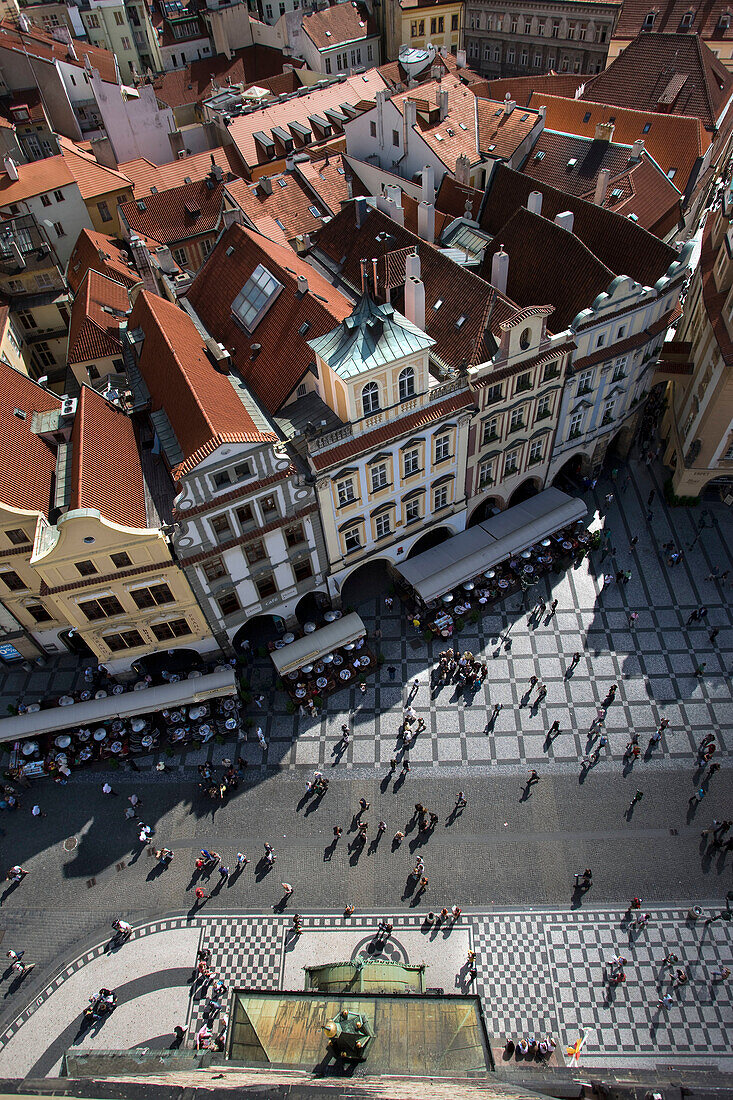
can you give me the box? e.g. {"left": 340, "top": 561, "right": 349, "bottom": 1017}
{"left": 433, "top": 298, "right": 443, "bottom": 309}
{"left": 583, "top": 111, "right": 591, "bottom": 123}
{"left": 308, "top": 205, "right": 322, "bottom": 218}
{"left": 275, "top": 218, "right": 287, "bottom": 231}
{"left": 232, "top": 263, "right": 283, "bottom": 332}
{"left": 535, "top": 150, "right": 545, "bottom": 160}
{"left": 456, "top": 315, "right": 467, "bottom": 328}
{"left": 642, "top": 122, "right": 651, "bottom": 133}
{"left": 459, "top": 122, "right": 468, "bottom": 130}
{"left": 278, "top": 178, "right": 288, "bottom": 187}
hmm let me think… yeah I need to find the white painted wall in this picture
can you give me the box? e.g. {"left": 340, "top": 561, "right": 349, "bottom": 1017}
{"left": 13, "top": 182, "right": 92, "bottom": 265}
{"left": 89, "top": 71, "right": 177, "bottom": 165}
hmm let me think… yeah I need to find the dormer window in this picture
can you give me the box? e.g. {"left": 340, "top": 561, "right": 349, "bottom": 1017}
{"left": 643, "top": 10, "right": 656, "bottom": 28}
{"left": 680, "top": 10, "right": 694, "bottom": 28}
{"left": 719, "top": 11, "right": 730, "bottom": 29}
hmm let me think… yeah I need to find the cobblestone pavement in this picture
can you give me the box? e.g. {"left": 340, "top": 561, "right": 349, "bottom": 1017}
{"left": 0, "top": 907, "right": 729, "bottom": 1078}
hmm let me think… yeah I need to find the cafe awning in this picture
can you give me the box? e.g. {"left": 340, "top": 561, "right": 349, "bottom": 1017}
{"left": 270, "top": 613, "right": 366, "bottom": 677}
{"left": 395, "top": 488, "right": 586, "bottom": 605}
{"left": 0, "top": 667, "right": 237, "bottom": 745}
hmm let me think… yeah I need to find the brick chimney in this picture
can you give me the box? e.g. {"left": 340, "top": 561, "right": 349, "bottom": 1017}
{"left": 594, "top": 121, "right": 615, "bottom": 142}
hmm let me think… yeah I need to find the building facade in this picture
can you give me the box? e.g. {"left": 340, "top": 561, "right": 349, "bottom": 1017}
{"left": 379, "top": 0, "right": 464, "bottom": 62}
{"left": 659, "top": 197, "right": 733, "bottom": 499}
{"left": 463, "top": 0, "right": 620, "bottom": 78}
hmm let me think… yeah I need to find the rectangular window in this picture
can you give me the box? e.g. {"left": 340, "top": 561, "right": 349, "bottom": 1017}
{"left": 505, "top": 450, "right": 519, "bottom": 475}
{"left": 255, "top": 574, "right": 277, "bottom": 599}
{"left": 543, "top": 361, "right": 559, "bottom": 381}
{"left": 212, "top": 515, "right": 232, "bottom": 542}
{"left": 510, "top": 16, "right": 518, "bottom": 32}
{"left": 104, "top": 629, "right": 144, "bottom": 651}
{"left": 434, "top": 485, "right": 449, "bottom": 510}
{"left": 515, "top": 372, "right": 531, "bottom": 393}
{"left": 236, "top": 503, "right": 254, "bottom": 527}
{"left": 528, "top": 440, "right": 543, "bottom": 465}
{"left": 40, "top": 193, "right": 51, "bottom": 208}
{"left": 478, "top": 459, "right": 494, "bottom": 486}
{"left": 78, "top": 595, "right": 124, "bottom": 621}
{"left": 217, "top": 592, "right": 241, "bottom": 618}
{"left": 96, "top": 200, "right": 113, "bottom": 223}
{"left": 612, "top": 357, "right": 627, "bottom": 382}
{"left": 344, "top": 527, "right": 361, "bottom": 553}
{"left": 17, "top": 310, "right": 36, "bottom": 331}
{"left": 337, "top": 479, "right": 356, "bottom": 507}
{"left": 294, "top": 558, "right": 313, "bottom": 582}
{"left": 404, "top": 449, "right": 420, "bottom": 476}
{"left": 121, "top": 35, "right": 131, "bottom": 49}
{"left": 53, "top": 222, "right": 65, "bottom": 238}
{"left": 431, "top": 16, "right": 437, "bottom": 32}
{"left": 5, "top": 528, "right": 30, "bottom": 545}
{"left": 509, "top": 407, "right": 524, "bottom": 433}
{"left": 392, "top": 129, "right": 400, "bottom": 147}
{"left": 130, "top": 583, "right": 174, "bottom": 609}
{"left": 114, "top": 10, "right": 125, "bottom": 24}
{"left": 536, "top": 395, "right": 551, "bottom": 420}
{"left": 405, "top": 498, "right": 421, "bottom": 524}
{"left": 482, "top": 416, "right": 498, "bottom": 444}
{"left": 172, "top": 248, "right": 187, "bottom": 267}
{"left": 375, "top": 513, "right": 391, "bottom": 540}
{"left": 524, "top": 17, "right": 531, "bottom": 32}
{"left": 451, "top": 13, "right": 459, "bottom": 30}
{"left": 151, "top": 618, "right": 192, "bottom": 640}
{"left": 602, "top": 398, "right": 615, "bottom": 424}
{"left": 551, "top": 19, "right": 560, "bottom": 36}
{"left": 285, "top": 523, "right": 305, "bottom": 548}
{"left": 213, "top": 469, "right": 233, "bottom": 489}
{"left": 438, "top": 15, "right": 444, "bottom": 31}
{"left": 567, "top": 22, "right": 575, "bottom": 38}
{"left": 75, "top": 559, "right": 98, "bottom": 576}
{"left": 371, "top": 463, "right": 388, "bottom": 493}
{"left": 537, "top": 18, "right": 545, "bottom": 34}
{"left": 26, "top": 602, "right": 52, "bottom": 623}
{"left": 203, "top": 558, "right": 227, "bottom": 582}
{"left": 245, "top": 540, "right": 267, "bottom": 565}
{"left": 0, "top": 570, "right": 26, "bottom": 591}
{"left": 569, "top": 411, "right": 583, "bottom": 439}
{"left": 434, "top": 435, "right": 450, "bottom": 462}
{"left": 325, "top": 58, "right": 332, "bottom": 74}
{"left": 485, "top": 383, "right": 502, "bottom": 405}
{"left": 55, "top": 191, "right": 65, "bottom": 204}
{"left": 370, "top": 119, "right": 376, "bottom": 136}
{"left": 577, "top": 369, "right": 593, "bottom": 396}
{"left": 260, "top": 495, "right": 277, "bottom": 516}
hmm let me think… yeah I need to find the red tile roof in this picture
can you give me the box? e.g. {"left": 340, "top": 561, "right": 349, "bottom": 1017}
{"left": 298, "top": 153, "right": 353, "bottom": 214}
{"left": 0, "top": 19, "right": 118, "bottom": 83}
{"left": 378, "top": 50, "right": 484, "bottom": 91}
{"left": 301, "top": 2, "right": 377, "bottom": 51}
{"left": 225, "top": 172, "right": 329, "bottom": 241}
{"left": 0, "top": 361, "right": 60, "bottom": 516}
{"left": 57, "top": 136, "right": 133, "bottom": 201}
{"left": 480, "top": 163, "right": 679, "bottom": 293}
{"left": 311, "top": 391, "right": 474, "bottom": 471}
{"left": 118, "top": 178, "right": 226, "bottom": 245}
{"left": 314, "top": 202, "right": 518, "bottom": 366}
{"left": 119, "top": 147, "right": 243, "bottom": 197}
{"left": 186, "top": 223, "right": 353, "bottom": 413}
{"left": 435, "top": 175, "right": 483, "bottom": 220}
{"left": 390, "top": 75, "right": 484, "bottom": 168}
{"left": 475, "top": 98, "right": 543, "bottom": 158}
{"left": 522, "top": 131, "right": 682, "bottom": 236}
{"left": 526, "top": 93, "right": 710, "bottom": 193}
{"left": 69, "top": 386, "right": 148, "bottom": 527}
{"left": 67, "top": 270, "right": 130, "bottom": 366}
{"left": 149, "top": 46, "right": 302, "bottom": 110}
{"left": 127, "top": 289, "right": 278, "bottom": 477}
{"left": 580, "top": 32, "right": 733, "bottom": 132}
{"left": 66, "top": 228, "right": 140, "bottom": 294}
{"left": 0, "top": 154, "right": 75, "bottom": 205}
{"left": 484, "top": 73, "right": 586, "bottom": 103}
{"left": 614, "top": 0, "right": 733, "bottom": 41}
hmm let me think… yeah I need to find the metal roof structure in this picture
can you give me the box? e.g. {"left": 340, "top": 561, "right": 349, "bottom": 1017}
{"left": 308, "top": 294, "right": 434, "bottom": 378}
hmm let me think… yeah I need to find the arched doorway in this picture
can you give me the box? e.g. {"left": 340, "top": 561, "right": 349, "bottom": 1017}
{"left": 58, "top": 629, "right": 95, "bottom": 657}
{"left": 233, "top": 614, "right": 285, "bottom": 650}
{"left": 508, "top": 478, "right": 540, "bottom": 508}
{"left": 339, "top": 559, "right": 392, "bottom": 608}
{"left": 406, "top": 526, "right": 453, "bottom": 559}
{"left": 294, "top": 590, "right": 330, "bottom": 625}
{"left": 467, "top": 497, "right": 502, "bottom": 527}
{"left": 552, "top": 453, "right": 588, "bottom": 492}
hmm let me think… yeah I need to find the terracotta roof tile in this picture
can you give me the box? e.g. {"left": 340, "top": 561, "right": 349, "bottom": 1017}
{"left": 298, "top": 153, "right": 353, "bottom": 213}
{"left": 389, "top": 75, "right": 484, "bottom": 168}
{"left": 66, "top": 228, "right": 140, "bottom": 294}
{"left": 0, "top": 361, "right": 60, "bottom": 516}
{"left": 118, "top": 178, "right": 225, "bottom": 245}
{"left": 0, "top": 154, "right": 75, "bottom": 205}
{"left": 580, "top": 32, "right": 733, "bottom": 132}
{"left": 435, "top": 175, "right": 483, "bottom": 220}
{"left": 475, "top": 98, "right": 543, "bottom": 158}
{"left": 614, "top": 0, "right": 733, "bottom": 41}
{"left": 485, "top": 73, "right": 585, "bottom": 103}
{"left": 150, "top": 45, "right": 300, "bottom": 109}
{"left": 301, "top": 2, "right": 378, "bottom": 50}
{"left": 314, "top": 202, "right": 519, "bottom": 366}
{"left": 6, "top": 89, "right": 47, "bottom": 125}
{"left": 67, "top": 270, "right": 130, "bottom": 366}
{"left": 522, "top": 131, "right": 682, "bottom": 236}
{"left": 226, "top": 172, "right": 329, "bottom": 241}
{"left": 0, "top": 19, "right": 117, "bottom": 83}
{"left": 69, "top": 386, "right": 148, "bottom": 528}
{"left": 526, "top": 93, "right": 709, "bottom": 193}
{"left": 480, "top": 163, "right": 679, "bottom": 293}
{"left": 57, "top": 137, "right": 132, "bottom": 201}
{"left": 118, "top": 147, "right": 243, "bottom": 197}
{"left": 186, "top": 222, "right": 353, "bottom": 413}
{"left": 311, "top": 391, "right": 474, "bottom": 471}
{"left": 127, "top": 289, "right": 278, "bottom": 477}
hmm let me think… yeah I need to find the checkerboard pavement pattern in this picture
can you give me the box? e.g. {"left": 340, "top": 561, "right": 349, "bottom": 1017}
{"left": 185, "top": 906, "right": 732, "bottom": 1066}
{"left": 167, "top": 461, "right": 733, "bottom": 778}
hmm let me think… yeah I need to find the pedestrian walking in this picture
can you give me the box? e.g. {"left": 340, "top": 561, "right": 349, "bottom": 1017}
{"left": 236, "top": 853, "right": 248, "bottom": 867}
{"left": 218, "top": 866, "right": 230, "bottom": 882}
{"left": 686, "top": 610, "right": 699, "bottom": 625}
{"left": 697, "top": 606, "right": 709, "bottom": 620}
{"left": 31, "top": 804, "right": 45, "bottom": 818}
{"left": 384, "top": 596, "right": 393, "bottom": 610}
{"left": 393, "top": 831, "right": 404, "bottom": 844}
{"left": 358, "top": 797, "right": 370, "bottom": 813}
{"left": 455, "top": 791, "right": 467, "bottom": 808}
{"left": 388, "top": 666, "right": 396, "bottom": 681}
{"left": 629, "top": 612, "right": 639, "bottom": 627}
{"left": 629, "top": 535, "right": 639, "bottom": 548}
{"left": 694, "top": 662, "right": 707, "bottom": 676}
{"left": 647, "top": 489, "right": 655, "bottom": 506}
{"left": 629, "top": 789, "right": 643, "bottom": 809}
{"left": 709, "top": 627, "right": 720, "bottom": 643}
{"left": 102, "top": 782, "right": 117, "bottom": 796}
{"left": 711, "top": 965, "right": 730, "bottom": 981}
{"left": 281, "top": 882, "right": 293, "bottom": 896}
{"left": 254, "top": 694, "right": 265, "bottom": 708}
{"left": 527, "top": 769, "right": 539, "bottom": 786}
{"left": 548, "top": 599, "right": 558, "bottom": 617}
{"left": 646, "top": 509, "right": 654, "bottom": 523}
{"left": 194, "top": 887, "right": 209, "bottom": 903}
{"left": 569, "top": 652, "right": 581, "bottom": 671}
{"left": 128, "top": 794, "right": 141, "bottom": 810}
{"left": 657, "top": 994, "right": 674, "bottom": 1009}
{"left": 256, "top": 727, "right": 267, "bottom": 749}
{"left": 548, "top": 720, "right": 560, "bottom": 738}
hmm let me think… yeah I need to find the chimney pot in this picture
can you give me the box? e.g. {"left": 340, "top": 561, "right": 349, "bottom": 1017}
{"left": 491, "top": 246, "right": 509, "bottom": 296}
{"left": 417, "top": 200, "right": 435, "bottom": 244}
{"left": 527, "top": 190, "right": 542, "bottom": 215}
{"left": 594, "top": 167, "right": 611, "bottom": 206}
{"left": 631, "top": 138, "right": 645, "bottom": 159}
{"left": 554, "top": 210, "right": 574, "bottom": 233}
{"left": 297, "top": 274, "right": 309, "bottom": 294}
{"left": 405, "top": 275, "right": 425, "bottom": 332}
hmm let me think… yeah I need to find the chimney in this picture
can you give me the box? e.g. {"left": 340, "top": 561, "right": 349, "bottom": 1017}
{"left": 527, "top": 190, "right": 542, "bottom": 215}
{"left": 404, "top": 98, "right": 417, "bottom": 129}
{"left": 421, "top": 164, "right": 435, "bottom": 206}
{"left": 359, "top": 258, "right": 368, "bottom": 293}
{"left": 405, "top": 249, "right": 421, "bottom": 280}
{"left": 438, "top": 88, "right": 449, "bottom": 121}
{"left": 417, "top": 200, "right": 435, "bottom": 244}
{"left": 631, "top": 138, "right": 645, "bottom": 160}
{"left": 491, "top": 246, "right": 509, "bottom": 295}
{"left": 594, "top": 167, "right": 610, "bottom": 206}
{"left": 405, "top": 275, "right": 425, "bottom": 332}
{"left": 372, "top": 257, "right": 379, "bottom": 298}
{"left": 385, "top": 197, "right": 405, "bottom": 227}
{"left": 504, "top": 93, "right": 516, "bottom": 115}
{"left": 346, "top": 175, "right": 353, "bottom": 199}
{"left": 285, "top": 154, "right": 295, "bottom": 170}
{"left": 594, "top": 120, "right": 615, "bottom": 142}
{"left": 385, "top": 184, "right": 402, "bottom": 206}
{"left": 3, "top": 156, "right": 18, "bottom": 182}
{"left": 355, "top": 196, "right": 368, "bottom": 228}
{"left": 456, "top": 48, "right": 466, "bottom": 68}
{"left": 555, "top": 210, "right": 574, "bottom": 233}
{"left": 455, "top": 153, "right": 470, "bottom": 185}
{"left": 297, "top": 274, "right": 309, "bottom": 294}
{"left": 258, "top": 176, "right": 272, "bottom": 195}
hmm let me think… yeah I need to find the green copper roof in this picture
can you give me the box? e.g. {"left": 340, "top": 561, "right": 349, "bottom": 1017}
{"left": 308, "top": 293, "right": 434, "bottom": 378}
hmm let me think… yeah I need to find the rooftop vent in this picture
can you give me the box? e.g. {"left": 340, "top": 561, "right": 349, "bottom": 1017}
{"left": 566, "top": 158, "right": 578, "bottom": 170}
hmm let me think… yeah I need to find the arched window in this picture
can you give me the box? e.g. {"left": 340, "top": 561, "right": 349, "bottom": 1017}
{"left": 398, "top": 366, "right": 415, "bottom": 402}
{"left": 362, "top": 381, "right": 380, "bottom": 416}
{"left": 519, "top": 327, "right": 532, "bottom": 349}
